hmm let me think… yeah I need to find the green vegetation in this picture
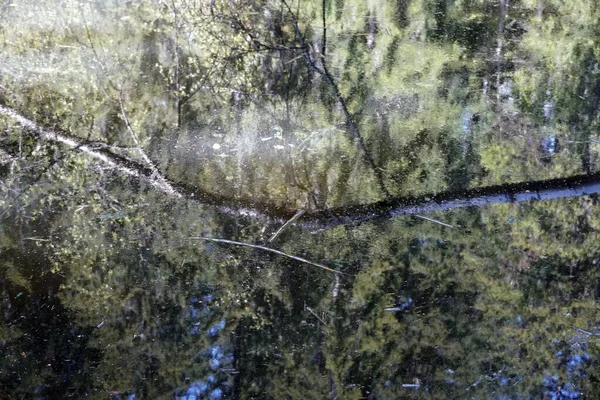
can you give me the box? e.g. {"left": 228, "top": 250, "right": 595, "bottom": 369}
{"left": 1, "top": 0, "right": 600, "bottom": 398}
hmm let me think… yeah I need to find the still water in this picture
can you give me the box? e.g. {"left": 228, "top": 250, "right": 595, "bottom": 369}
{"left": 1, "top": 0, "right": 600, "bottom": 399}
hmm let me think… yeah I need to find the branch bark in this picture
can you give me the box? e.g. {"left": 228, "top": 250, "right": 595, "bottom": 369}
{"left": 298, "top": 172, "right": 600, "bottom": 229}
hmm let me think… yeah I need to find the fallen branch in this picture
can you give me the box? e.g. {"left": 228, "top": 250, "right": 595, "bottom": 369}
{"left": 0, "top": 104, "right": 182, "bottom": 198}
{"left": 0, "top": 103, "right": 294, "bottom": 220}
{"left": 3, "top": 103, "right": 600, "bottom": 231}
{"left": 268, "top": 208, "right": 305, "bottom": 242}
{"left": 413, "top": 214, "right": 454, "bottom": 229}
{"left": 305, "top": 306, "right": 326, "bottom": 324}
{"left": 298, "top": 172, "right": 600, "bottom": 229}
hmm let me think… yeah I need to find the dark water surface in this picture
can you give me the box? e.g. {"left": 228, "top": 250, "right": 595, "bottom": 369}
{"left": 1, "top": 1, "right": 600, "bottom": 399}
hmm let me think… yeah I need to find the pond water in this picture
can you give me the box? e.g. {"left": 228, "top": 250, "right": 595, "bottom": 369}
{"left": 1, "top": 1, "right": 600, "bottom": 399}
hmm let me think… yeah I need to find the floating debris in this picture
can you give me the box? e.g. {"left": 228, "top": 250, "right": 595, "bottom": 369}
{"left": 402, "top": 383, "right": 420, "bottom": 389}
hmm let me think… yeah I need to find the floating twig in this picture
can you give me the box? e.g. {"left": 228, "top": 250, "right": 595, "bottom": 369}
{"left": 188, "top": 236, "right": 342, "bottom": 274}
{"left": 24, "top": 237, "right": 51, "bottom": 242}
{"left": 268, "top": 209, "right": 305, "bottom": 242}
{"left": 576, "top": 327, "right": 600, "bottom": 336}
{"left": 413, "top": 214, "right": 454, "bottom": 229}
{"left": 306, "top": 306, "right": 326, "bottom": 325}
{"left": 402, "top": 383, "right": 420, "bottom": 389}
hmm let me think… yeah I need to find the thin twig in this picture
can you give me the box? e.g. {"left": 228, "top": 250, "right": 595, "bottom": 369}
{"left": 413, "top": 214, "right": 454, "bottom": 229}
{"left": 576, "top": 327, "right": 600, "bottom": 336}
{"left": 268, "top": 209, "right": 305, "bottom": 242}
{"left": 117, "top": 92, "right": 144, "bottom": 151}
{"left": 188, "top": 236, "right": 342, "bottom": 274}
{"left": 306, "top": 306, "right": 326, "bottom": 325}
{"left": 116, "top": 90, "right": 174, "bottom": 191}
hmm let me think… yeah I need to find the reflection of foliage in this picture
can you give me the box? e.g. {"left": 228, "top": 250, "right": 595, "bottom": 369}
{"left": 2, "top": 133, "right": 600, "bottom": 397}
{"left": 2, "top": 0, "right": 600, "bottom": 398}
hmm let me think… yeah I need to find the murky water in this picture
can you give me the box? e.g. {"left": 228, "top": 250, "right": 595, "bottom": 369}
{"left": 1, "top": 1, "right": 600, "bottom": 399}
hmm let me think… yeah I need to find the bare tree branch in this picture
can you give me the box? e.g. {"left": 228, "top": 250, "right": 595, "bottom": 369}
{"left": 280, "top": 0, "right": 390, "bottom": 197}
{"left": 116, "top": 89, "right": 172, "bottom": 189}
{"left": 188, "top": 236, "right": 344, "bottom": 274}
{"left": 3, "top": 103, "right": 600, "bottom": 233}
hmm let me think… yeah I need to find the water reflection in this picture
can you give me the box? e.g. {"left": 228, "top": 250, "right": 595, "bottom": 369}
{"left": 2, "top": 180, "right": 600, "bottom": 397}
{"left": 2, "top": 0, "right": 600, "bottom": 398}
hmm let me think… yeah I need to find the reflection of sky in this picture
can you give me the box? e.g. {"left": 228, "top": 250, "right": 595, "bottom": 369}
{"left": 124, "top": 292, "right": 233, "bottom": 399}
{"left": 461, "top": 109, "right": 473, "bottom": 135}
{"left": 439, "top": 315, "right": 590, "bottom": 398}
{"left": 188, "top": 294, "right": 226, "bottom": 338}
{"left": 208, "top": 320, "right": 226, "bottom": 337}
{"left": 177, "top": 380, "right": 224, "bottom": 400}
{"left": 173, "top": 295, "right": 234, "bottom": 400}
{"left": 174, "top": 342, "right": 233, "bottom": 400}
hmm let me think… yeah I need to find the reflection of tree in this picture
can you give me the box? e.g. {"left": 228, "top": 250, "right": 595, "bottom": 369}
{"left": 2, "top": 0, "right": 600, "bottom": 398}
{"left": 0, "top": 213, "right": 101, "bottom": 398}
{"left": 2, "top": 121, "right": 600, "bottom": 397}
{"left": 2, "top": 0, "right": 598, "bottom": 209}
